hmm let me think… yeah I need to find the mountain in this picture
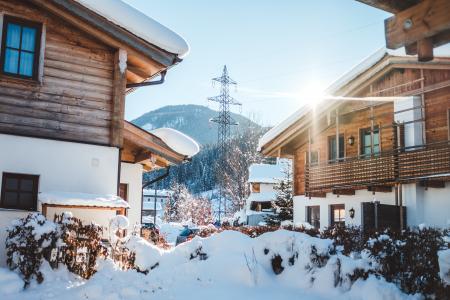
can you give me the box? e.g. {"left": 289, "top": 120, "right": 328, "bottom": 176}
{"left": 131, "top": 104, "right": 261, "bottom": 146}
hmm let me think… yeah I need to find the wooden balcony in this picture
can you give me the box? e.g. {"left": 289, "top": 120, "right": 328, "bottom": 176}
{"left": 305, "top": 141, "right": 450, "bottom": 195}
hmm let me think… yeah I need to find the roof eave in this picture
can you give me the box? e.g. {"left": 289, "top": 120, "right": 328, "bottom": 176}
{"left": 39, "top": 0, "right": 179, "bottom": 67}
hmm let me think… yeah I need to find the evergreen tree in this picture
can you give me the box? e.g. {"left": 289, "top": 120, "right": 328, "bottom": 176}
{"left": 265, "top": 160, "right": 293, "bottom": 225}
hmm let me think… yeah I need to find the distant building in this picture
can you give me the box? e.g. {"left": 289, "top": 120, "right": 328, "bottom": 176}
{"left": 142, "top": 189, "right": 173, "bottom": 224}
{"left": 245, "top": 163, "right": 284, "bottom": 225}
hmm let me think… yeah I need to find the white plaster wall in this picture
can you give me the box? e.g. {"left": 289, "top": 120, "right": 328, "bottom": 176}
{"left": 120, "top": 162, "right": 143, "bottom": 228}
{"left": 403, "top": 183, "right": 450, "bottom": 228}
{"left": 0, "top": 134, "right": 119, "bottom": 266}
{"left": 0, "top": 134, "right": 119, "bottom": 195}
{"left": 260, "top": 183, "right": 275, "bottom": 193}
{"left": 45, "top": 207, "right": 117, "bottom": 238}
{"left": 293, "top": 190, "right": 395, "bottom": 229}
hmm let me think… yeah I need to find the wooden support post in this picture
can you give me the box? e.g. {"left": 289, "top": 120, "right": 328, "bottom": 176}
{"left": 335, "top": 108, "right": 339, "bottom": 161}
{"left": 399, "top": 183, "right": 404, "bottom": 231}
{"left": 110, "top": 49, "right": 127, "bottom": 148}
{"left": 394, "top": 184, "right": 399, "bottom": 206}
{"left": 42, "top": 203, "right": 47, "bottom": 217}
{"left": 370, "top": 104, "right": 375, "bottom": 156}
{"left": 417, "top": 38, "right": 434, "bottom": 62}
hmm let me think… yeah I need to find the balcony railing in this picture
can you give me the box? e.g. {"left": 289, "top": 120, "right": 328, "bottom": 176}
{"left": 305, "top": 141, "right": 450, "bottom": 195}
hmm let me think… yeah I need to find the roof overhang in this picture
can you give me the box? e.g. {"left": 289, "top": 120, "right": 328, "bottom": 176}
{"left": 122, "top": 121, "right": 187, "bottom": 170}
{"left": 28, "top": 0, "right": 181, "bottom": 88}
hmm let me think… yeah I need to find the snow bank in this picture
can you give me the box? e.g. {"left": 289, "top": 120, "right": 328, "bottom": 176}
{"left": 0, "top": 230, "right": 419, "bottom": 300}
{"left": 151, "top": 128, "right": 200, "bottom": 158}
{"left": 39, "top": 191, "right": 129, "bottom": 208}
{"left": 74, "top": 0, "right": 189, "bottom": 57}
{"left": 0, "top": 268, "right": 23, "bottom": 295}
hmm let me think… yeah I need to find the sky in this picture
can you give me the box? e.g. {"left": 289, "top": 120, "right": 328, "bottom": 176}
{"left": 124, "top": 0, "right": 392, "bottom": 127}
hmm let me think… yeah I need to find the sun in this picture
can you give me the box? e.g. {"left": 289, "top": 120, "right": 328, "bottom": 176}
{"left": 297, "top": 80, "right": 327, "bottom": 110}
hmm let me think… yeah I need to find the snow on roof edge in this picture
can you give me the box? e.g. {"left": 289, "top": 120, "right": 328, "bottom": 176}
{"left": 39, "top": 191, "right": 129, "bottom": 208}
{"left": 150, "top": 128, "right": 200, "bottom": 158}
{"left": 74, "top": 0, "right": 189, "bottom": 58}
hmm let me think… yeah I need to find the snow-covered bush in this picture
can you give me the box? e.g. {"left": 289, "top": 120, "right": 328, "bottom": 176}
{"left": 55, "top": 213, "right": 106, "bottom": 279}
{"left": 6, "top": 213, "right": 59, "bottom": 286}
{"left": 364, "top": 227, "right": 449, "bottom": 298}
{"left": 6, "top": 212, "right": 107, "bottom": 286}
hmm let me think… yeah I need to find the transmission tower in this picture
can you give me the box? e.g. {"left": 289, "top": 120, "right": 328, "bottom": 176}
{"left": 208, "top": 65, "right": 241, "bottom": 222}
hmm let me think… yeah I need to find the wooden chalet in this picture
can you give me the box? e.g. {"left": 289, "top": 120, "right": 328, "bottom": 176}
{"left": 259, "top": 49, "right": 450, "bottom": 229}
{"left": 0, "top": 0, "right": 197, "bottom": 265}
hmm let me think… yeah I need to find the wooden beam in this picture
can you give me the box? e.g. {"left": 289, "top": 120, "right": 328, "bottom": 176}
{"left": 332, "top": 188, "right": 356, "bottom": 196}
{"left": 385, "top": 0, "right": 450, "bottom": 50}
{"left": 368, "top": 185, "right": 393, "bottom": 193}
{"left": 110, "top": 49, "right": 127, "bottom": 147}
{"left": 419, "top": 180, "right": 446, "bottom": 189}
{"left": 417, "top": 38, "right": 434, "bottom": 62}
{"left": 357, "top": 0, "right": 420, "bottom": 14}
{"left": 134, "top": 150, "right": 152, "bottom": 163}
{"left": 307, "top": 192, "right": 327, "bottom": 198}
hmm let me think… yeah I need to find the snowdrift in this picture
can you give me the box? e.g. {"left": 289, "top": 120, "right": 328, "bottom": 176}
{"left": 0, "top": 230, "right": 421, "bottom": 300}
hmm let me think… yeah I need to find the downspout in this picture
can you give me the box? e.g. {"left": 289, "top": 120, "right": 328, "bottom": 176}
{"left": 126, "top": 70, "right": 167, "bottom": 88}
{"left": 141, "top": 166, "right": 171, "bottom": 228}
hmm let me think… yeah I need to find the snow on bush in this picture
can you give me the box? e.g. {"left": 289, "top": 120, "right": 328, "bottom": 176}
{"left": 6, "top": 213, "right": 59, "bottom": 286}
{"left": 6, "top": 212, "right": 106, "bottom": 286}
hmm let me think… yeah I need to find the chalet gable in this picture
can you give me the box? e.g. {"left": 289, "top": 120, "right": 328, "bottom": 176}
{"left": 259, "top": 50, "right": 450, "bottom": 157}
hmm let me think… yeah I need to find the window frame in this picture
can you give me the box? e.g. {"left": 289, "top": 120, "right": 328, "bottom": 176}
{"left": 0, "top": 172, "right": 39, "bottom": 211}
{"left": 330, "top": 204, "right": 345, "bottom": 227}
{"left": 328, "top": 134, "right": 345, "bottom": 162}
{"left": 306, "top": 150, "right": 319, "bottom": 166}
{"left": 359, "top": 125, "right": 380, "bottom": 157}
{"left": 0, "top": 15, "right": 42, "bottom": 81}
{"left": 306, "top": 205, "right": 320, "bottom": 229}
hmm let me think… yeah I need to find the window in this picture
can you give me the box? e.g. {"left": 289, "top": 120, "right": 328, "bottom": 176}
{"left": 360, "top": 126, "right": 380, "bottom": 157}
{"left": 119, "top": 183, "right": 128, "bottom": 201}
{"left": 1, "top": 172, "right": 39, "bottom": 211}
{"left": 307, "top": 151, "right": 319, "bottom": 166}
{"left": 307, "top": 206, "right": 320, "bottom": 229}
{"left": 1, "top": 16, "right": 42, "bottom": 79}
{"left": 330, "top": 204, "right": 345, "bottom": 227}
{"left": 328, "top": 135, "right": 344, "bottom": 161}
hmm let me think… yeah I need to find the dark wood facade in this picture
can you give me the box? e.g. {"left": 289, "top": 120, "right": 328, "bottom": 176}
{"left": 0, "top": 0, "right": 175, "bottom": 148}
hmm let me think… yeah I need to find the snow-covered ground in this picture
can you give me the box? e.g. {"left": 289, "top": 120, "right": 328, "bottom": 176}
{"left": 0, "top": 230, "right": 420, "bottom": 300}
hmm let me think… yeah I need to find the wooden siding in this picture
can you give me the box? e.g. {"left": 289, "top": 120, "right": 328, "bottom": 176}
{"left": 0, "top": 0, "right": 115, "bottom": 145}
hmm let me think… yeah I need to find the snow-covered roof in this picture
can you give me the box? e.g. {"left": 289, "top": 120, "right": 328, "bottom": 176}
{"left": 143, "top": 189, "right": 173, "bottom": 197}
{"left": 247, "top": 192, "right": 276, "bottom": 203}
{"left": 39, "top": 192, "right": 129, "bottom": 208}
{"left": 75, "top": 0, "right": 189, "bottom": 58}
{"left": 150, "top": 128, "right": 200, "bottom": 158}
{"left": 248, "top": 163, "right": 283, "bottom": 184}
{"left": 142, "top": 201, "right": 163, "bottom": 211}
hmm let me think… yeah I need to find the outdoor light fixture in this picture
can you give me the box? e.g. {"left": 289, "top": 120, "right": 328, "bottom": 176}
{"left": 349, "top": 207, "right": 355, "bottom": 219}
{"left": 347, "top": 136, "right": 355, "bottom": 146}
